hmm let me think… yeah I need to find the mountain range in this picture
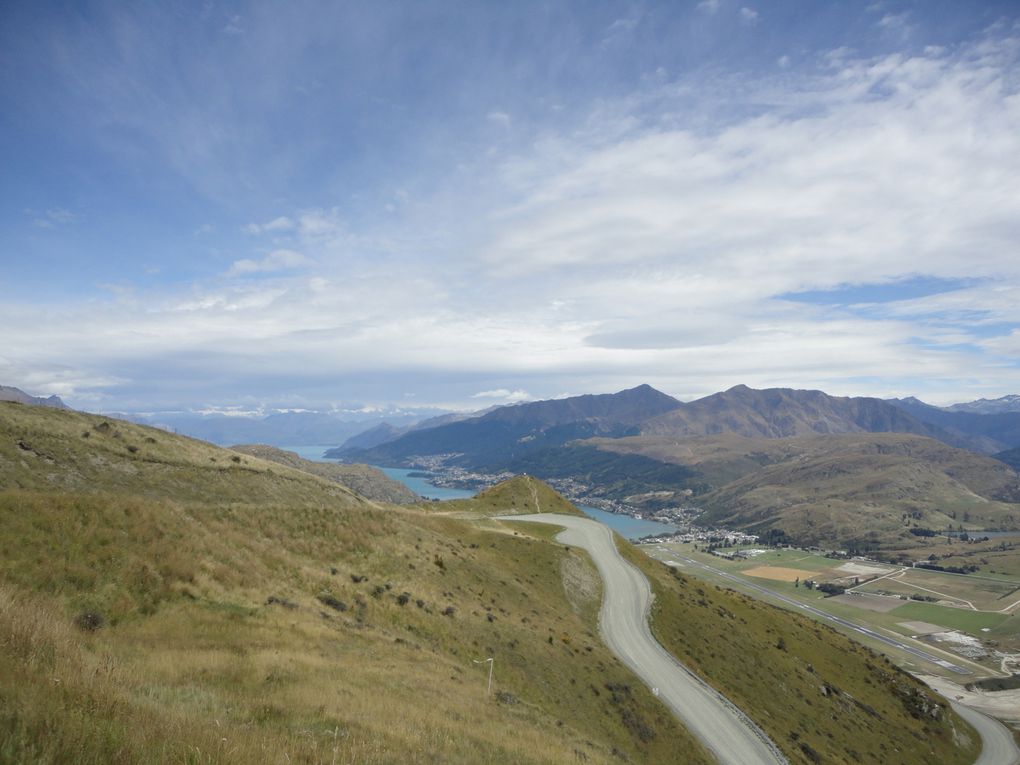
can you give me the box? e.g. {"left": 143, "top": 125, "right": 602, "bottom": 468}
{"left": 338, "top": 383, "right": 1020, "bottom": 549}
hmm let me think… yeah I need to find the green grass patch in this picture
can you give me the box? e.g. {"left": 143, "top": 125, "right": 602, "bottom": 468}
{"left": 889, "top": 603, "right": 1009, "bottom": 633}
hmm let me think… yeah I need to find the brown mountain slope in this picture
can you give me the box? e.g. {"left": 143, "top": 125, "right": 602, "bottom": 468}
{"left": 641, "top": 384, "right": 956, "bottom": 443}
{"left": 589, "top": 432, "right": 1020, "bottom": 549}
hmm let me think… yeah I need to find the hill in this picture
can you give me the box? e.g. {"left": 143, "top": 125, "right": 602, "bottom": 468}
{"left": 591, "top": 432, "right": 1020, "bottom": 549}
{"left": 228, "top": 444, "right": 420, "bottom": 503}
{"left": 341, "top": 384, "right": 683, "bottom": 468}
{"left": 0, "top": 402, "right": 981, "bottom": 764}
{"left": 0, "top": 384, "right": 68, "bottom": 409}
{"left": 0, "top": 402, "right": 710, "bottom": 764}
{"left": 995, "top": 445, "right": 1020, "bottom": 471}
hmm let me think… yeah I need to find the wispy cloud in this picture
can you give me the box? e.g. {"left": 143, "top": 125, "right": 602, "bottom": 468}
{"left": 471, "top": 388, "right": 532, "bottom": 402}
{"left": 29, "top": 208, "right": 78, "bottom": 228}
{"left": 244, "top": 216, "right": 295, "bottom": 235}
{"left": 228, "top": 249, "right": 311, "bottom": 276}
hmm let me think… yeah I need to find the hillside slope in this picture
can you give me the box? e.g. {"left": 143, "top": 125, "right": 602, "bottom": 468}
{"left": 591, "top": 432, "right": 1020, "bottom": 548}
{"left": 228, "top": 443, "right": 420, "bottom": 503}
{"left": 0, "top": 402, "right": 711, "bottom": 765}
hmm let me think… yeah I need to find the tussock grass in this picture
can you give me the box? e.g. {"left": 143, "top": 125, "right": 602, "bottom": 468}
{"left": 0, "top": 404, "right": 710, "bottom": 764}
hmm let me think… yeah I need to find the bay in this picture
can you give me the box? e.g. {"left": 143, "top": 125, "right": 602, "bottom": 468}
{"left": 279, "top": 450, "right": 681, "bottom": 540}
{"left": 279, "top": 445, "right": 340, "bottom": 461}
{"left": 373, "top": 466, "right": 681, "bottom": 540}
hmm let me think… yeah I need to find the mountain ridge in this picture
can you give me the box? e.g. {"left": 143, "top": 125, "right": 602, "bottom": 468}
{"left": 340, "top": 384, "right": 683, "bottom": 468}
{"left": 0, "top": 385, "right": 68, "bottom": 410}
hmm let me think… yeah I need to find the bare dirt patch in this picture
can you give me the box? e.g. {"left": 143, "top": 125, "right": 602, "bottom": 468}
{"left": 898, "top": 621, "right": 947, "bottom": 635}
{"left": 743, "top": 565, "right": 818, "bottom": 582}
{"left": 836, "top": 562, "right": 893, "bottom": 577}
{"left": 827, "top": 593, "right": 905, "bottom": 612}
{"left": 561, "top": 553, "right": 599, "bottom": 615}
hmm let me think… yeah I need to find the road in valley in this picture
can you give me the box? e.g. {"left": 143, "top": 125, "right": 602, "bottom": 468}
{"left": 503, "top": 513, "right": 787, "bottom": 765}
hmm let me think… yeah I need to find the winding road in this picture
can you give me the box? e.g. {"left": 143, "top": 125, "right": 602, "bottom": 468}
{"left": 950, "top": 702, "right": 1020, "bottom": 765}
{"left": 504, "top": 513, "right": 787, "bottom": 765}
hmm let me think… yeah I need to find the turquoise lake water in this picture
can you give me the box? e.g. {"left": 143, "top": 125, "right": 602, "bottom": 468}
{"left": 279, "top": 446, "right": 680, "bottom": 540}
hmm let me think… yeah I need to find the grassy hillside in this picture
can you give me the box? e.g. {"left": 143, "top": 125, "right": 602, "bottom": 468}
{"left": 459, "top": 498, "right": 982, "bottom": 764}
{"left": 591, "top": 432, "right": 1020, "bottom": 549}
{"left": 620, "top": 544, "right": 981, "bottom": 765}
{"left": 228, "top": 443, "right": 420, "bottom": 504}
{"left": 0, "top": 402, "right": 710, "bottom": 764}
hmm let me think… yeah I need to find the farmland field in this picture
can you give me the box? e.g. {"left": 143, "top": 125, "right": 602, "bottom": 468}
{"left": 856, "top": 568, "right": 1020, "bottom": 612}
{"left": 742, "top": 565, "right": 820, "bottom": 582}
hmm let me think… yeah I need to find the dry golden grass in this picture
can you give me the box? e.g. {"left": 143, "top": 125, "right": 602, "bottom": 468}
{"left": 0, "top": 404, "right": 711, "bottom": 764}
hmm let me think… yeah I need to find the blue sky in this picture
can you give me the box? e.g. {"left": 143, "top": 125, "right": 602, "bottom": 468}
{"left": 2, "top": 1, "right": 1020, "bottom": 413}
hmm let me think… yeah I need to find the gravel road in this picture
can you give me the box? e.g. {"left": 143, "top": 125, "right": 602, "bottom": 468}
{"left": 950, "top": 702, "right": 1020, "bottom": 765}
{"left": 505, "top": 513, "right": 787, "bottom": 765}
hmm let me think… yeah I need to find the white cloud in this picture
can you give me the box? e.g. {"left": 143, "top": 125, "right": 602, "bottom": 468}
{"left": 224, "top": 15, "right": 244, "bottom": 36}
{"left": 878, "top": 12, "right": 910, "bottom": 33}
{"left": 739, "top": 7, "right": 759, "bottom": 25}
{"left": 487, "top": 110, "right": 511, "bottom": 128}
{"left": 228, "top": 249, "right": 311, "bottom": 276}
{"left": 244, "top": 216, "right": 295, "bottom": 235}
{"left": 697, "top": 0, "right": 721, "bottom": 14}
{"left": 29, "top": 208, "right": 77, "bottom": 228}
{"left": 471, "top": 388, "right": 532, "bottom": 402}
{"left": 777, "top": 55, "right": 790, "bottom": 68}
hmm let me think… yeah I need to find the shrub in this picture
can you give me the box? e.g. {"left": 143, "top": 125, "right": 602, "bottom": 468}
{"left": 74, "top": 611, "right": 104, "bottom": 631}
{"left": 316, "top": 593, "right": 348, "bottom": 612}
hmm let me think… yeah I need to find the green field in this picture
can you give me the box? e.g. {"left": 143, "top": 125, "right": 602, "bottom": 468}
{"left": 889, "top": 603, "right": 1010, "bottom": 634}
{"left": 857, "top": 568, "right": 1020, "bottom": 611}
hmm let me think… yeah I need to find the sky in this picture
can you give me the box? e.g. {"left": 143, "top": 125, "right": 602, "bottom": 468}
{"left": 2, "top": 0, "right": 1020, "bottom": 414}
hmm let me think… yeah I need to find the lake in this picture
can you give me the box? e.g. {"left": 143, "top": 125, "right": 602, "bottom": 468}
{"left": 279, "top": 448, "right": 682, "bottom": 540}
{"left": 280, "top": 445, "right": 340, "bottom": 461}
{"left": 375, "top": 467, "right": 681, "bottom": 540}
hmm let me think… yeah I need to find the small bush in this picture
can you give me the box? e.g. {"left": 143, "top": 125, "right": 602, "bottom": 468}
{"left": 316, "top": 593, "right": 348, "bottom": 612}
{"left": 75, "top": 611, "right": 104, "bottom": 631}
{"left": 266, "top": 596, "right": 298, "bottom": 610}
